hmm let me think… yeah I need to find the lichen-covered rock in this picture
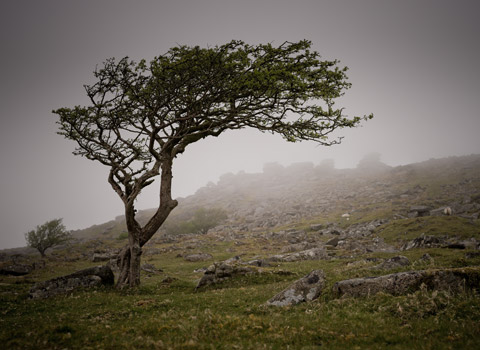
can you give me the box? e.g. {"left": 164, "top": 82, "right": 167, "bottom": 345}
{"left": 266, "top": 270, "right": 325, "bottom": 306}
{"left": 372, "top": 256, "right": 411, "bottom": 270}
{"left": 269, "top": 247, "right": 329, "bottom": 262}
{"left": 29, "top": 265, "right": 114, "bottom": 299}
{"left": 184, "top": 253, "right": 213, "bottom": 262}
{"left": 333, "top": 268, "right": 480, "bottom": 298}
{"left": 195, "top": 262, "right": 259, "bottom": 290}
{"left": 401, "top": 234, "right": 447, "bottom": 250}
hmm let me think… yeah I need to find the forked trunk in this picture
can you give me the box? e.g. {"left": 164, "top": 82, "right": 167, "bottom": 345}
{"left": 115, "top": 157, "right": 178, "bottom": 288}
{"left": 116, "top": 238, "right": 142, "bottom": 288}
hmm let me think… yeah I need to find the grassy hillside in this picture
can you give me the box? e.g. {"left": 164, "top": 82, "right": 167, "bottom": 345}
{"left": 1, "top": 155, "right": 480, "bottom": 349}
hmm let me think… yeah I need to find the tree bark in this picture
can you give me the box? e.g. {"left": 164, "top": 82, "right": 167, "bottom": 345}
{"left": 115, "top": 156, "right": 178, "bottom": 289}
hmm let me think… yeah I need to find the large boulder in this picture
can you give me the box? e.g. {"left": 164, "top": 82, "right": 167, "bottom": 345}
{"left": 29, "top": 265, "right": 114, "bottom": 299}
{"left": 195, "top": 262, "right": 259, "bottom": 290}
{"left": 266, "top": 270, "right": 325, "bottom": 306}
{"left": 333, "top": 268, "right": 480, "bottom": 298}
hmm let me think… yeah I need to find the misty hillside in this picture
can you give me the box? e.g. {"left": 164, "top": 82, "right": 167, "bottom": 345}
{"left": 72, "top": 154, "right": 480, "bottom": 241}
{"left": 2, "top": 154, "right": 480, "bottom": 349}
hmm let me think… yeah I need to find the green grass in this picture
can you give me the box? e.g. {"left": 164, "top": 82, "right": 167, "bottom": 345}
{"left": 1, "top": 240, "right": 480, "bottom": 350}
{"left": 375, "top": 216, "right": 480, "bottom": 246}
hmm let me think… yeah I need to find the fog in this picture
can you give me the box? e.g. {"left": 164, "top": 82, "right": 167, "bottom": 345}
{"left": 1, "top": 0, "right": 479, "bottom": 249}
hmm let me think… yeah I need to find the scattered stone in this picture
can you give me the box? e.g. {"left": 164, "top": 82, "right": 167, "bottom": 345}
{"left": 269, "top": 247, "right": 329, "bottom": 263}
{"left": 223, "top": 256, "right": 242, "bottom": 264}
{"left": 430, "top": 206, "right": 453, "bottom": 216}
{"left": 245, "top": 259, "right": 272, "bottom": 267}
{"left": 141, "top": 264, "right": 162, "bottom": 274}
{"left": 372, "top": 256, "right": 411, "bottom": 270}
{"left": 195, "top": 262, "right": 260, "bottom": 289}
{"left": 183, "top": 253, "right": 213, "bottom": 262}
{"left": 418, "top": 253, "right": 434, "bottom": 263}
{"left": 0, "top": 264, "right": 32, "bottom": 276}
{"left": 402, "top": 234, "right": 447, "bottom": 250}
{"left": 408, "top": 205, "right": 431, "bottom": 217}
{"left": 266, "top": 270, "right": 325, "bottom": 306}
{"left": 29, "top": 265, "right": 114, "bottom": 299}
{"left": 325, "top": 237, "right": 340, "bottom": 247}
{"left": 161, "top": 276, "right": 177, "bottom": 284}
{"left": 281, "top": 242, "right": 316, "bottom": 253}
{"left": 92, "top": 253, "right": 115, "bottom": 262}
{"left": 465, "top": 252, "right": 480, "bottom": 259}
{"left": 310, "top": 224, "right": 324, "bottom": 231}
{"left": 332, "top": 268, "right": 480, "bottom": 298}
{"left": 143, "top": 248, "right": 162, "bottom": 256}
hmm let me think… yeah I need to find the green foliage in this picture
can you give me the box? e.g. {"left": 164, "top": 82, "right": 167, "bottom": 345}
{"left": 163, "top": 207, "right": 228, "bottom": 235}
{"left": 54, "top": 40, "right": 372, "bottom": 200}
{"left": 117, "top": 232, "right": 128, "bottom": 240}
{"left": 24, "top": 218, "right": 71, "bottom": 257}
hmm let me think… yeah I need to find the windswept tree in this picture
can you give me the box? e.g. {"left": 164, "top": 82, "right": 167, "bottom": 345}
{"left": 25, "top": 218, "right": 71, "bottom": 257}
{"left": 54, "top": 40, "right": 372, "bottom": 288}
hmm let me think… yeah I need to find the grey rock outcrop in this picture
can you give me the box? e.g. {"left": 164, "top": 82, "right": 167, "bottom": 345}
{"left": 184, "top": 253, "right": 213, "bottom": 262}
{"left": 269, "top": 247, "right": 329, "bottom": 262}
{"left": 195, "top": 262, "right": 259, "bottom": 289}
{"left": 409, "top": 206, "right": 431, "bottom": 217}
{"left": 372, "top": 256, "right": 411, "bottom": 270}
{"left": 141, "top": 263, "right": 163, "bottom": 274}
{"left": 333, "top": 268, "right": 480, "bottom": 298}
{"left": 29, "top": 265, "right": 114, "bottom": 299}
{"left": 266, "top": 270, "right": 325, "bottom": 306}
{"left": 402, "top": 234, "right": 447, "bottom": 250}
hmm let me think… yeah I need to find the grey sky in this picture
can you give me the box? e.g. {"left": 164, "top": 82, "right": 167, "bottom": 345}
{"left": 1, "top": 0, "right": 479, "bottom": 249}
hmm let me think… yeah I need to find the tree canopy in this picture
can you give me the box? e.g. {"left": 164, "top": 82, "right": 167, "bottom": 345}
{"left": 54, "top": 40, "right": 372, "bottom": 287}
{"left": 25, "top": 218, "right": 71, "bottom": 257}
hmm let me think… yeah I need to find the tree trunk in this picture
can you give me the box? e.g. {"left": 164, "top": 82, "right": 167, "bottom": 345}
{"left": 116, "top": 239, "right": 142, "bottom": 288}
{"left": 115, "top": 157, "right": 177, "bottom": 289}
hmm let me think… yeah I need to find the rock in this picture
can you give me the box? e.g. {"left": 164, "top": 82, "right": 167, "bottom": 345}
{"left": 266, "top": 270, "right": 325, "bottom": 306}
{"left": 184, "top": 253, "right": 213, "bottom": 262}
{"left": 245, "top": 259, "right": 272, "bottom": 267}
{"left": 161, "top": 276, "right": 177, "bottom": 284}
{"left": 402, "top": 234, "right": 447, "bottom": 250}
{"left": 430, "top": 206, "right": 453, "bottom": 216}
{"left": 325, "top": 237, "right": 340, "bottom": 247}
{"left": 29, "top": 265, "right": 114, "bottom": 299}
{"left": 418, "top": 253, "right": 434, "bottom": 263}
{"left": 0, "top": 264, "right": 32, "bottom": 276}
{"left": 143, "top": 247, "right": 162, "bottom": 256}
{"left": 269, "top": 247, "right": 329, "bottom": 263}
{"left": 92, "top": 253, "right": 115, "bottom": 262}
{"left": 310, "top": 224, "right": 324, "bottom": 231}
{"left": 333, "top": 268, "right": 480, "bottom": 298}
{"left": 409, "top": 206, "right": 431, "bottom": 217}
{"left": 372, "top": 256, "right": 410, "bottom": 270}
{"left": 465, "top": 252, "right": 480, "bottom": 259}
{"left": 141, "top": 264, "right": 162, "bottom": 274}
{"left": 195, "top": 262, "right": 259, "bottom": 290}
{"left": 280, "top": 242, "right": 316, "bottom": 253}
